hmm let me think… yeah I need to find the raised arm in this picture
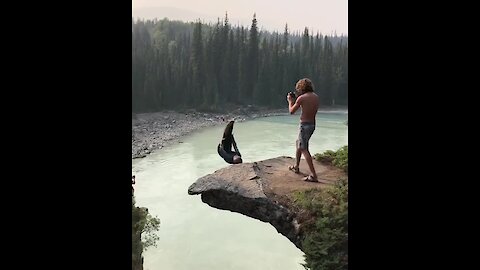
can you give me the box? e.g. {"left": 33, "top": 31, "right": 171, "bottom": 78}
{"left": 287, "top": 94, "right": 302, "bottom": 114}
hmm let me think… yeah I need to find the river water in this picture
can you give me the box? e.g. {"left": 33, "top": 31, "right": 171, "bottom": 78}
{"left": 132, "top": 112, "right": 348, "bottom": 270}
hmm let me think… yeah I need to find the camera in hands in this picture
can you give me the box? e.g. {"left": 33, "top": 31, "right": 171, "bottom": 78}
{"left": 288, "top": 91, "right": 296, "bottom": 99}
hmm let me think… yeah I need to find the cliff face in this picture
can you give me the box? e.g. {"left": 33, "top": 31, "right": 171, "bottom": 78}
{"left": 188, "top": 156, "right": 345, "bottom": 250}
{"left": 132, "top": 204, "right": 146, "bottom": 270}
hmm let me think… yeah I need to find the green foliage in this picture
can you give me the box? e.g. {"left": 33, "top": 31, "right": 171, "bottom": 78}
{"left": 313, "top": 150, "right": 336, "bottom": 163}
{"left": 141, "top": 210, "right": 161, "bottom": 249}
{"left": 293, "top": 178, "right": 348, "bottom": 270}
{"left": 132, "top": 16, "right": 348, "bottom": 112}
{"left": 132, "top": 196, "right": 161, "bottom": 269}
{"left": 314, "top": 146, "right": 348, "bottom": 172}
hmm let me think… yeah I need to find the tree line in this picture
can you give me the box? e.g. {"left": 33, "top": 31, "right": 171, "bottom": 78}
{"left": 132, "top": 13, "right": 348, "bottom": 112}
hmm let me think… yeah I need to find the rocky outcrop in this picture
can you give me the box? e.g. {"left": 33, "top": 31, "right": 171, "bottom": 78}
{"left": 188, "top": 156, "right": 344, "bottom": 250}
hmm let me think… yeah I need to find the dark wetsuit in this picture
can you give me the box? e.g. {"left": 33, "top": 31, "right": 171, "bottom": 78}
{"left": 217, "top": 121, "right": 242, "bottom": 164}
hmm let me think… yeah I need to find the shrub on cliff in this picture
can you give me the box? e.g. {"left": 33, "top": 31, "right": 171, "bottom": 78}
{"left": 314, "top": 146, "right": 348, "bottom": 172}
{"left": 132, "top": 197, "right": 160, "bottom": 270}
{"left": 294, "top": 178, "right": 348, "bottom": 270}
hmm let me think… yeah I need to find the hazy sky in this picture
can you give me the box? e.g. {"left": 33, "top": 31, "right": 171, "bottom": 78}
{"left": 132, "top": 0, "right": 348, "bottom": 35}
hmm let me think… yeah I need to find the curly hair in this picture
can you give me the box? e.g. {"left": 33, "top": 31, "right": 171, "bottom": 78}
{"left": 296, "top": 78, "right": 314, "bottom": 93}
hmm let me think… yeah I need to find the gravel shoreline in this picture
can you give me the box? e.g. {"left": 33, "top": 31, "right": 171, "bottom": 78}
{"left": 132, "top": 108, "right": 289, "bottom": 159}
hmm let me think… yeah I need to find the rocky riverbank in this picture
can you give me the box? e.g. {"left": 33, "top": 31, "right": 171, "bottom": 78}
{"left": 132, "top": 107, "right": 288, "bottom": 159}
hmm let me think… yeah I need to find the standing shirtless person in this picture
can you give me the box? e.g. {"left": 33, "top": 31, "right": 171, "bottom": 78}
{"left": 287, "top": 78, "right": 320, "bottom": 182}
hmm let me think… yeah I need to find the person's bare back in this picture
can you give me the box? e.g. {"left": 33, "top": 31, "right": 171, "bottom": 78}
{"left": 298, "top": 92, "right": 319, "bottom": 123}
{"left": 287, "top": 90, "right": 319, "bottom": 123}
